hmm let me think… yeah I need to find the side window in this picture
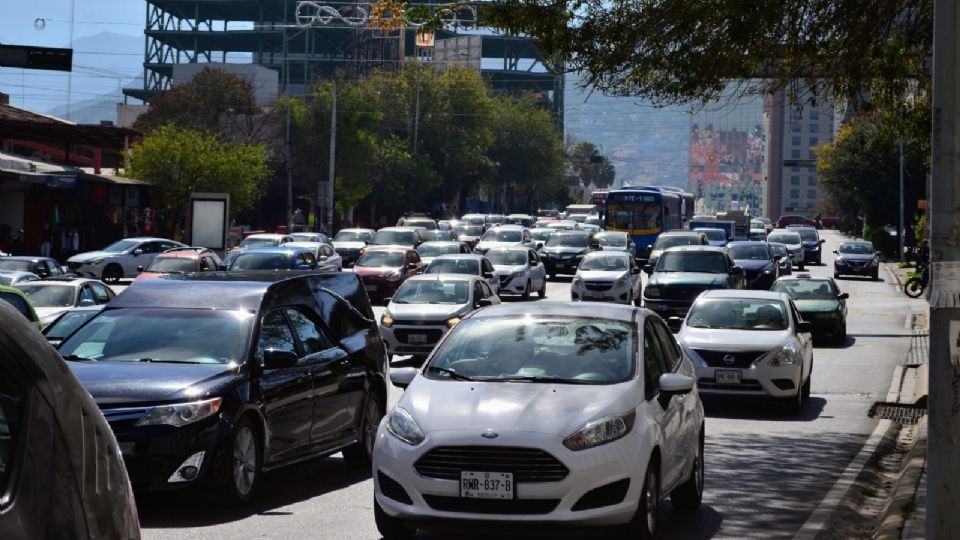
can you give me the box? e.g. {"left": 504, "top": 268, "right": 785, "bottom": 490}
{"left": 138, "top": 242, "right": 160, "bottom": 254}
{"left": 304, "top": 252, "right": 317, "bottom": 266}
{"left": 643, "top": 319, "right": 668, "bottom": 398}
{"left": 528, "top": 251, "right": 537, "bottom": 265}
{"left": 0, "top": 293, "right": 31, "bottom": 320}
{"left": 78, "top": 286, "right": 96, "bottom": 305}
{"left": 0, "top": 360, "right": 27, "bottom": 496}
{"left": 409, "top": 252, "right": 421, "bottom": 264}
{"left": 480, "top": 282, "right": 494, "bottom": 298}
{"left": 159, "top": 242, "right": 179, "bottom": 252}
{"left": 473, "top": 283, "right": 485, "bottom": 304}
{"left": 652, "top": 320, "right": 681, "bottom": 371}
{"left": 285, "top": 309, "right": 336, "bottom": 355}
{"left": 200, "top": 256, "right": 218, "bottom": 271}
{"left": 322, "top": 245, "right": 333, "bottom": 257}
{"left": 91, "top": 284, "right": 112, "bottom": 304}
{"left": 258, "top": 311, "right": 297, "bottom": 360}
{"left": 790, "top": 300, "right": 805, "bottom": 325}
{"left": 483, "top": 260, "right": 494, "bottom": 274}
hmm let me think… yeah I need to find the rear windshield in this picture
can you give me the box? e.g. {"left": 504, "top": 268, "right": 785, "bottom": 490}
{"left": 654, "top": 235, "right": 701, "bottom": 250}
{"left": 696, "top": 229, "right": 727, "bottom": 241}
{"left": 426, "top": 259, "right": 480, "bottom": 276}
{"left": 240, "top": 237, "right": 281, "bottom": 249}
{"left": 729, "top": 244, "right": 770, "bottom": 261}
{"left": 229, "top": 253, "right": 292, "bottom": 270}
{"left": 482, "top": 230, "right": 523, "bottom": 242}
{"left": 334, "top": 230, "right": 373, "bottom": 243}
{"left": 455, "top": 226, "right": 484, "bottom": 236}
{"left": 767, "top": 233, "right": 801, "bottom": 244}
{"left": 545, "top": 234, "right": 589, "bottom": 248}
{"left": 373, "top": 230, "right": 418, "bottom": 246}
{"left": 687, "top": 298, "right": 788, "bottom": 330}
{"left": 596, "top": 233, "right": 626, "bottom": 246}
{"left": 146, "top": 257, "right": 197, "bottom": 273}
{"left": 417, "top": 243, "right": 459, "bottom": 257}
{"left": 771, "top": 280, "right": 838, "bottom": 300}
{"left": 17, "top": 285, "right": 73, "bottom": 307}
{"left": 795, "top": 229, "right": 819, "bottom": 242}
{"left": 356, "top": 251, "right": 404, "bottom": 267}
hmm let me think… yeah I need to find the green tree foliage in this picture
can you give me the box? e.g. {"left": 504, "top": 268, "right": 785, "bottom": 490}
{"left": 566, "top": 140, "right": 615, "bottom": 188}
{"left": 816, "top": 100, "right": 928, "bottom": 234}
{"left": 133, "top": 68, "right": 260, "bottom": 135}
{"left": 126, "top": 125, "right": 271, "bottom": 213}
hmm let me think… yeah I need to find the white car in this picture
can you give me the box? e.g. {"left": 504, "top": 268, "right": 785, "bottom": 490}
{"left": 66, "top": 237, "right": 186, "bottom": 283}
{"left": 475, "top": 226, "right": 534, "bottom": 255}
{"left": 485, "top": 247, "right": 547, "bottom": 299}
{"left": 416, "top": 241, "right": 472, "bottom": 267}
{"left": 379, "top": 274, "right": 500, "bottom": 359}
{"left": 374, "top": 303, "right": 705, "bottom": 538}
{"left": 0, "top": 270, "right": 40, "bottom": 286}
{"left": 677, "top": 289, "right": 814, "bottom": 412}
{"left": 15, "top": 277, "right": 115, "bottom": 326}
{"left": 765, "top": 230, "right": 805, "bottom": 270}
{"left": 332, "top": 228, "right": 375, "bottom": 267}
{"left": 290, "top": 232, "right": 331, "bottom": 245}
{"left": 571, "top": 251, "right": 643, "bottom": 305}
{"left": 284, "top": 241, "right": 343, "bottom": 270}
{"left": 425, "top": 254, "right": 500, "bottom": 294}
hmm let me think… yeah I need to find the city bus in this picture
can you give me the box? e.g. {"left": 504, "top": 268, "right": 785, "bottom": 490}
{"left": 604, "top": 187, "right": 683, "bottom": 260}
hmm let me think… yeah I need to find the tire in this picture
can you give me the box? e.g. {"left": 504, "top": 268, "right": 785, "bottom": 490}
{"left": 522, "top": 280, "right": 531, "bottom": 300}
{"left": 537, "top": 278, "right": 546, "bottom": 298}
{"left": 904, "top": 278, "right": 924, "bottom": 298}
{"left": 633, "top": 289, "right": 642, "bottom": 307}
{"left": 102, "top": 263, "right": 123, "bottom": 284}
{"left": 671, "top": 430, "right": 704, "bottom": 511}
{"left": 375, "top": 499, "right": 415, "bottom": 540}
{"left": 226, "top": 416, "right": 262, "bottom": 503}
{"left": 871, "top": 271, "right": 879, "bottom": 281}
{"left": 834, "top": 271, "right": 840, "bottom": 279}
{"left": 785, "top": 379, "right": 804, "bottom": 414}
{"left": 343, "top": 393, "right": 383, "bottom": 466}
{"left": 625, "top": 458, "right": 660, "bottom": 539}
{"left": 798, "top": 262, "right": 805, "bottom": 271}
{"left": 801, "top": 372, "right": 812, "bottom": 399}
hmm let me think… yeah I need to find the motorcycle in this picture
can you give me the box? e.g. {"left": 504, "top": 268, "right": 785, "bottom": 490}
{"left": 904, "top": 261, "right": 929, "bottom": 298}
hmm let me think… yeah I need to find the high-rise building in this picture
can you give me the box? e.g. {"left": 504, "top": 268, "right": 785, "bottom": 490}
{"left": 762, "top": 87, "right": 834, "bottom": 219}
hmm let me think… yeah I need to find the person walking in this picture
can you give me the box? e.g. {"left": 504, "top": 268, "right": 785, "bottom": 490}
{"left": 292, "top": 208, "right": 306, "bottom": 232}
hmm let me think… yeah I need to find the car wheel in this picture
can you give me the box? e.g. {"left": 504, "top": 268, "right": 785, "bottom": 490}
{"left": 102, "top": 263, "right": 123, "bottom": 284}
{"left": 798, "top": 262, "right": 805, "bottom": 271}
{"left": 834, "top": 271, "right": 840, "bottom": 279}
{"left": 343, "top": 393, "right": 383, "bottom": 466}
{"left": 375, "top": 499, "right": 415, "bottom": 540}
{"left": 786, "top": 380, "right": 804, "bottom": 414}
{"left": 227, "top": 417, "right": 262, "bottom": 503}
{"left": 802, "top": 370, "right": 812, "bottom": 399}
{"left": 633, "top": 288, "right": 642, "bottom": 307}
{"left": 522, "top": 280, "right": 531, "bottom": 300}
{"left": 872, "top": 270, "right": 879, "bottom": 281}
{"left": 625, "top": 458, "right": 660, "bottom": 539}
{"left": 537, "top": 278, "right": 546, "bottom": 298}
{"left": 671, "top": 429, "right": 704, "bottom": 511}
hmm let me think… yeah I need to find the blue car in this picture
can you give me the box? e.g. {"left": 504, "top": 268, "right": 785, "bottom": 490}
{"left": 226, "top": 247, "right": 320, "bottom": 271}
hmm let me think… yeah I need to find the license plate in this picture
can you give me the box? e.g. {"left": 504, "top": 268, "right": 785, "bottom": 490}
{"left": 365, "top": 284, "right": 378, "bottom": 292}
{"left": 715, "top": 370, "right": 741, "bottom": 384}
{"left": 460, "top": 471, "right": 514, "bottom": 500}
{"left": 408, "top": 334, "right": 427, "bottom": 344}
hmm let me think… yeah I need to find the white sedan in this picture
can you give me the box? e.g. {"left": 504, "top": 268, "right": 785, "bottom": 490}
{"left": 571, "top": 251, "right": 642, "bottom": 305}
{"left": 485, "top": 246, "right": 547, "bottom": 299}
{"left": 374, "top": 303, "right": 705, "bottom": 538}
{"left": 677, "top": 289, "right": 814, "bottom": 413}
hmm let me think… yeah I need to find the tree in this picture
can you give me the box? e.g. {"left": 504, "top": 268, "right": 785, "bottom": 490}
{"left": 126, "top": 125, "right": 272, "bottom": 215}
{"left": 566, "top": 140, "right": 615, "bottom": 189}
{"left": 133, "top": 68, "right": 260, "bottom": 135}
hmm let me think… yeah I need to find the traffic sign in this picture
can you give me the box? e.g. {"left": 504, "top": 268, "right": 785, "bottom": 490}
{"left": 0, "top": 44, "right": 72, "bottom": 72}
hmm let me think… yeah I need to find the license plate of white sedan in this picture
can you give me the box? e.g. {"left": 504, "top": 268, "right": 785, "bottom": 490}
{"left": 460, "top": 471, "right": 514, "bottom": 499}
{"left": 715, "top": 370, "right": 741, "bottom": 384}
{"left": 408, "top": 334, "right": 427, "bottom": 344}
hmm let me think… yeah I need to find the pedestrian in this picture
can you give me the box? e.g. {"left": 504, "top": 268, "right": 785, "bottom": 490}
{"left": 292, "top": 208, "right": 306, "bottom": 232}
{"left": 40, "top": 226, "right": 52, "bottom": 258}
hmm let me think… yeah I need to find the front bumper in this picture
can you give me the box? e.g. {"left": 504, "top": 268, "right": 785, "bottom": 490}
{"left": 800, "top": 313, "right": 844, "bottom": 339}
{"left": 834, "top": 261, "right": 877, "bottom": 275}
{"left": 336, "top": 249, "right": 362, "bottom": 267}
{"left": 360, "top": 277, "right": 402, "bottom": 302}
{"left": 642, "top": 298, "right": 693, "bottom": 319}
{"left": 497, "top": 272, "right": 530, "bottom": 295}
{"left": 373, "top": 426, "right": 650, "bottom": 527}
{"left": 571, "top": 281, "right": 631, "bottom": 303}
{"left": 380, "top": 322, "right": 450, "bottom": 357}
{"left": 543, "top": 257, "right": 581, "bottom": 276}
{"left": 693, "top": 363, "right": 801, "bottom": 398}
{"left": 803, "top": 247, "right": 822, "bottom": 263}
{"left": 744, "top": 270, "right": 776, "bottom": 290}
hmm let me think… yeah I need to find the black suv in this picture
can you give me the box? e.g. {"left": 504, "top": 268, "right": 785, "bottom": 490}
{"left": 58, "top": 271, "right": 389, "bottom": 501}
{"left": 538, "top": 231, "right": 597, "bottom": 278}
{"left": 642, "top": 246, "right": 745, "bottom": 321}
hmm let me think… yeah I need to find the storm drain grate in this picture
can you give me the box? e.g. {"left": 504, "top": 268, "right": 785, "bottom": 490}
{"left": 869, "top": 402, "right": 928, "bottom": 425}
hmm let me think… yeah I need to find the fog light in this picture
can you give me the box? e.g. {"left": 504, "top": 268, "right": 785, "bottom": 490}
{"left": 168, "top": 451, "right": 205, "bottom": 483}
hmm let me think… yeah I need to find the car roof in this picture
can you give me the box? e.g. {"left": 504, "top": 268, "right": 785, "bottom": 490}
{"left": 663, "top": 245, "right": 725, "bottom": 253}
{"left": 404, "top": 273, "right": 476, "bottom": 284}
{"left": 660, "top": 230, "right": 703, "bottom": 236}
{"left": 467, "top": 301, "right": 641, "bottom": 322}
{"left": 432, "top": 254, "right": 486, "bottom": 261}
{"left": 699, "top": 289, "right": 792, "bottom": 301}
{"left": 364, "top": 245, "right": 413, "bottom": 253}
{"left": 238, "top": 247, "right": 308, "bottom": 255}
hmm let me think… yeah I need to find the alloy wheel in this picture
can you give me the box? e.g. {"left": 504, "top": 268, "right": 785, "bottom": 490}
{"left": 645, "top": 466, "right": 659, "bottom": 535}
{"left": 233, "top": 426, "right": 257, "bottom": 496}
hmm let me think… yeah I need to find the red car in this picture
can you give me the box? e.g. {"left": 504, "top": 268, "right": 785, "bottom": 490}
{"left": 134, "top": 247, "right": 223, "bottom": 282}
{"left": 776, "top": 214, "right": 817, "bottom": 228}
{"left": 352, "top": 246, "right": 425, "bottom": 304}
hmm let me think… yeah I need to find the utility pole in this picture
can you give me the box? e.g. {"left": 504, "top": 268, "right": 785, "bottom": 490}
{"left": 413, "top": 69, "right": 421, "bottom": 151}
{"left": 928, "top": 0, "right": 960, "bottom": 536}
{"left": 899, "top": 137, "right": 905, "bottom": 263}
{"left": 325, "top": 81, "right": 337, "bottom": 236}
{"left": 284, "top": 25, "right": 293, "bottom": 232}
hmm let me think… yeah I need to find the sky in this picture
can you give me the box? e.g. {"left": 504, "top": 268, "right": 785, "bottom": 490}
{"left": 0, "top": 1, "right": 143, "bottom": 45}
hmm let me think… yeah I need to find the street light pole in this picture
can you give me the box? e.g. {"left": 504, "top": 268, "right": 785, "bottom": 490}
{"left": 928, "top": 0, "right": 960, "bottom": 535}
{"left": 325, "top": 81, "right": 337, "bottom": 236}
{"left": 899, "top": 136, "right": 905, "bottom": 263}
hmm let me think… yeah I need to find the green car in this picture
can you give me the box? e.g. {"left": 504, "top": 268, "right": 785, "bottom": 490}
{"left": 770, "top": 275, "right": 848, "bottom": 345}
{"left": 0, "top": 284, "right": 43, "bottom": 331}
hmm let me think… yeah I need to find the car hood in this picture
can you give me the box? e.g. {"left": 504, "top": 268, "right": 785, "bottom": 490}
{"left": 649, "top": 272, "right": 729, "bottom": 288}
{"left": 542, "top": 247, "right": 588, "bottom": 256}
{"left": 707, "top": 240, "right": 727, "bottom": 247}
{"left": 67, "top": 361, "right": 241, "bottom": 405}
{"left": 734, "top": 260, "right": 774, "bottom": 272}
{"left": 793, "top": 299, "right": 841, "bottom": 313}
{"left": 837, "top": 253, "right": 875, "bottom": 262}
{"left": 36, "top": 307, "right": 69, "bottom": 324}
{"left": 399, "top": 377, "right": 635, "bottom": 435}
{"left": 578, "top": 270, "right": 627, "bottom": 281}
{"left": 388, "top": 303, "right": 467, "bottom": 320}
{"left": 478, "top": 240, "right": 519, "bottom": 250}
{"left": 353, "top": 266, "right": 401, "bottom": 277}
{"left": 333, "top": 241, "right": 366, "bottom": 250}
{"left": 600, "top": 245, "right": 628, "bottom": 251}
{"left": 680, "top": 327, "right": 790, "bottom": 351}
{"left": 68, "top": 251, "right": 116, "bottom": 263}
{"left": 492, "top": 264, "right": 527, "bottom": 275}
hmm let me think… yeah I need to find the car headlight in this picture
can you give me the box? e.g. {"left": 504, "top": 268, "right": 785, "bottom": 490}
{"left": 386, "top": 407, "right": 425, "bottom": 446}
{"left": 88, "top": 259, "right": 103, "bottom": 266}
{"left": 135, "top": 398, "right": 222, "bottom": 427}
{"left": 645, "top": 286, "right": 660, "bottom": 298}
{"left": 386, "top": 271, "right": 402, "bottom": 281}
{"left": 572, "top": 276, "right": 583, "bottom": 286}
{"left": 615, "top": 275, "right": 627, "bottom": 287}
{"left": 381, "top": 314, "right": 394, "bottom": 327}
{"left": 563, "top": 410, "right": 636, "bottom": 451}
{"left": 766, "top": 342, "right": 799, "bottom": 367}
{"left": 446, "top": 316, "right": 461, "bottom": 328}
{"left": 835, "top": 257, "right": 845, "bottom": 265}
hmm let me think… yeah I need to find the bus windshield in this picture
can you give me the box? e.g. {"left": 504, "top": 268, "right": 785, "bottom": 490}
{"left": 606, "top": 203, "right": 662, "bottom": 232}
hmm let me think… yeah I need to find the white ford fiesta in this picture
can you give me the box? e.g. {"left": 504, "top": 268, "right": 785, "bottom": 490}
{"left": 372, "top": 302, "right": 705, "bottom": 538}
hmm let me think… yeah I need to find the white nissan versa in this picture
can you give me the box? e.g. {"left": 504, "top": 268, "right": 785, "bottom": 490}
{"left": 373, "top": 303, "right": 705, "bottom": 539}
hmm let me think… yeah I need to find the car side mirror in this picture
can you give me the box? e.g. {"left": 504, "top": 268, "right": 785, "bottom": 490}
{"left": 838, "top": 292, "right": 850, "bottom": 300}
{"left": 137, "top": 265, "right": 144, "bottom": 273}
{"left": 133, "top": 249, "right": 143, "bottom": 256}
{"left": 407, "top": 263, "right": 418, "bottom": 269}
{"left": 263, "top": 349, "right": 299, "bottom": 370}
{"left": 643, "top": 264, "right": 653, "bottom": 275}
{"left": 797, "top": 321, "right": 813, "bottom": 334}
{"left": 658, "top": 373, "right": 694, "bottom": 407}
{"left": 536, "top": 242, "right": 544, "bottom": 249}
{"left": 79, "top": 298, "right": 96, "bottom": 307}
{"left": 820, "top": 239, "right": 826, "bottom": 244}
{"left": 730, "top": 266, "right": 744, "bottom": 276}
{"left": 631, "top": 267, "right": 641, "bottom": 275}
{"left": 390, "top": 367, "right": 418, "bottom": 389}
{"left": 666, "top": 316, "right": 684, "bottom": 333}
{"left": 477, "top": 298, "right": 493, "bottom": 308}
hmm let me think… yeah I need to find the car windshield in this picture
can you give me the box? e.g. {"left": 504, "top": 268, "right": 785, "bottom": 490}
{"left": 839, "top": 243, "right": 875, "bottom": 254}
{"left": 58, "top": 308, "right": 254, "bottom": 364}
{"left": 654, "top": 235, "right": 701, "bottom": 250}
{"left": 545, "top": 234, "right": 589, "bottom": 248}
{"left": 771, "top": 280, "right": 838, "bottom": 300}
{"left": 146, "top": 257, "right": 197, "bottom": 273}
{"left": 392, "top": 280, "right": 470, "bottom": 305}
{"left": 404, "top": 220, "right": 436, "bottom": 230}
{"left": 102, "top": 239, "right": 140, "bottom": 253}
{"left": 456, "top": 225, "right": 484, "bottom": 236}
{"left": 548, "top": 223, "right": 575, "bottom": 230}
{"left": 229, "top": 253, "right": 292, "bottom": 270}
{"left": 240, "top": 237, "right": 280, "bottom": 249}
{"left": 568, "top": 215, "right": 587, "bottom": 223}
{"left": 482, "top": 230, "right": 523, "bottom": 242}
{"left": 0, "top": 260, "right": 33, "bottom": 272}
{"left": 795, "top": 229, "right": 819, "bottom": 242}
{"left": 486, "top": 250, "right": 527, "bottom": 266}
{"left": 426, "top": 259, "right": 480, "bottom": 275}
{"left": 505, "top": 217, "right": 532, "bottom": 226}
{"left": 425, "top": 231, "right": 454, "bottom": 241}
{"left": 44, "top": 310, "right": 100, "bottom": 340}
{"left": 696, "top": 229, "right": 727, "bottom": 241}
{"left": 729, "top": 244, "right": 770, "bottom": 261}
{"left": 374, "top": 230, "right": 417, "bottom": 245}
{"left": 485, "top": 215, "right": 505, "bottom": 224}
{"left": 16, "top": 285, "right": 73, "bottom": 307}
{"left": 579, "top": 255, "right": 629, "bottom": 271}
{"left": 291, "top": 233, "right": 327, "bottom": 243}
{"left": 687, "top": 298, "right": 788, "bottom": 330}
{"left": 531, "top": 230, "right": 552, "bottom": 241}
{"left": 769, "top": 244, "right": 788, "bottom": 256}
{"left": 426, "top": 317, "right": 635, "bottom": 384}
{"left": 417, "top": 243, "right": 459, "bottom": 257}
{"left": 357, "top": 251, "right": 405, "bottom": 267}
{"left": 334, "top": 230, "right": 372, "bottom": 242}
{"left": 768, "top": 233, "right": 801, "bottom": 245}
{"left": 656, "top": 251, "right": 728, "bottom": 273}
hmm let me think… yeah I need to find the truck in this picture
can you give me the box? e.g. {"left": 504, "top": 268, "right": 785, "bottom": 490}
{"left": 716, "top": 209, "right": 752, "bottom": 240}
{"left": 688, "top": 219, "right": 735, "bottom": 243}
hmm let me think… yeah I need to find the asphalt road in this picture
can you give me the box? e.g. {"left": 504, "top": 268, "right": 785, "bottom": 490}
{"left": 134, "top": 230, "right": 927, "bottom": 539}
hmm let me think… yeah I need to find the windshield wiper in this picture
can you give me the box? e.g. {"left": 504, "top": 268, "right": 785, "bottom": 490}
{"left": 427, "top": 366, "right": 475, "bottom": 381}
{"left": 488, "top": 375, "right": 593, "bottom": 384}
{"left": 62, "top": 354, "right": 94, "bottom": 362}
{"left": 136, "top": 358, "right": 203, "bottom": 364}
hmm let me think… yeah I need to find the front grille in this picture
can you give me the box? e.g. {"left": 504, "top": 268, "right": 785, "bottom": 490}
{"left": 698, "top": 378, "right": 764, "bottom": 392}
{"left": 693, "top": 349, "right": 767, "bottom": 368}
{"left": 415, "top": 446, "right": 569, "bottom": 483}
{"left": 390, "top": 319, "right": 441, "bottom": 326}
{"left": 423, "top": 495, "right": 560, "bottom": 515}
{"left": 394, "top": 328, "right": 444, "bottom": 345}
{"left": 584, "top": 281, "right": 613, "bottom": 291}
{"left": 664, "top": 287, "right": 708, "bottom": 300}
